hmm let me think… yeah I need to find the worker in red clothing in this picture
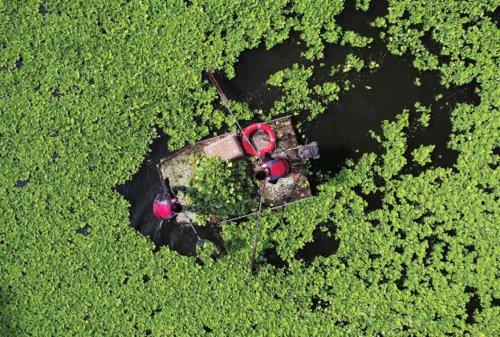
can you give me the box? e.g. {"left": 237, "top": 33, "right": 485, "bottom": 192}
{"left": 153, "top": 177, "right": 183, "bottom": 220}
{"left": 153, "top": 194, "right": 182, "bottom": 220}
{"left": 254, "top": 155, "right": 290, "bottom": 184}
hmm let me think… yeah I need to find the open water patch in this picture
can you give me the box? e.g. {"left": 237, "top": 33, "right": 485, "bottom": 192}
{"left": 296, "top": 227, "right": 339, "bottom": 264}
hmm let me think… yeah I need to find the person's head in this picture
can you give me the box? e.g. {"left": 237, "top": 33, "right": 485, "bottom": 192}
{"left": 171, "top": 203, "right": 183, "bottom": 213}
{"left": 254, "top": 170, "right": 268, "bottom": 181}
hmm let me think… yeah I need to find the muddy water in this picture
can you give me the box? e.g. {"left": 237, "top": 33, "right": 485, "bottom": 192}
{"left": 118, "top": 0, "right": 476, "bottom": 255}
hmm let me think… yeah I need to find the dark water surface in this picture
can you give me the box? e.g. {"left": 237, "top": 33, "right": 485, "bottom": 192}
{"left": 118, "top": 0, "right": 477, "bottom": 255}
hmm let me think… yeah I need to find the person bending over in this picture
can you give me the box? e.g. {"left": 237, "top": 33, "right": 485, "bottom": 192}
{"left": 153, "top": 178, "right": 183, "bottom": 220}
{"left": 254, "top": 156, "right": 290, "bottom": 184}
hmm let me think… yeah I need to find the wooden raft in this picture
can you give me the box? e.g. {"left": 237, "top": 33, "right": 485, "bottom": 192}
{"left": 157, "top": 116, "right": 312, "bottom": 224}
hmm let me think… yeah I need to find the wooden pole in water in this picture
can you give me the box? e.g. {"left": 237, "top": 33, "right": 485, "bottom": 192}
{"left": 249, "top": 193, "right": 264, "bottom": 275}
{"left": 206, "top": 71, "right": 263, "bottom": 165}
{"left": 216, "top": 195, "right": 314, "bottom": 225}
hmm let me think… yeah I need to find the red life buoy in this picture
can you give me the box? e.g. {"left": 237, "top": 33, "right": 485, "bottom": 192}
{"left": 241, "top": 122, "right": 276, "bottom": 157}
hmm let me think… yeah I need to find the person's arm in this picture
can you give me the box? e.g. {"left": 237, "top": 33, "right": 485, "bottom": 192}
{"left": 163, "top": 177, "right": 176, "bottom": 198}
{"left": 268, "top": 178, "right": 278, "bottom": 184}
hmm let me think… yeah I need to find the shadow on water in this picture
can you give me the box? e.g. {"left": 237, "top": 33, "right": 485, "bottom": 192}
{"left": 116, "top": 130, "right": 224, "bottom": 255}
{"left": 118, "top": 0, "right": 478, "bottom": 255}
{"left": 116, "top": 129, "right": 167, "bottom": 229}
{"left": 115, "top": 130, "right": 201, "bottom": 255}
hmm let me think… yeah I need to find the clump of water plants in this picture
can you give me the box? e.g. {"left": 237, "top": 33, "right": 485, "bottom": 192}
{"left": 412, "top": 145, "right": 435, "bottom": 165}
{"left": 266, "top": 63, "right": 340, "bottom": 120}
{"left": 341, "top": 30, "right": 372, "bottom": 48}
{"left": 196, "top": 240, "right": 219, "bottom": 266}
{"left": 414, "top": 102, "right": 431, "bottom": 127}
{"left": 343, "top": 53, "right": 365, "bottom": 72}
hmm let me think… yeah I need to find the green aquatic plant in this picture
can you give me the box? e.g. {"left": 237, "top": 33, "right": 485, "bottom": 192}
{"left": 368, "top": 60, "right": 380, "bottom": 70}
{"left": 341, "top": 30, "right": 373, "bottom": 48}
{"left": 373, "top": 111, "right": 409, "bottom": 181}
{"left": 267, "top": 63, "right": 340, "bottom": 120}
{"left": 0, "top": 0, "right": 498, "bottom": 335}
{"left": 356, "top": 0, "right": 370, "bottom": 11}
{"left": 289, "top": 0, "right": 345, "bottom": 59}
{"left": 343, "top": 53, "right": 365, "bottom": 72}
{"left": 314, "top": 81, "right": 341, "bottom": 101}
{"left": 414, "top": 102, "right": 431, "bottom": 127}
{"left": 196, "top": 240, "right": 219, "bottom": 266}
